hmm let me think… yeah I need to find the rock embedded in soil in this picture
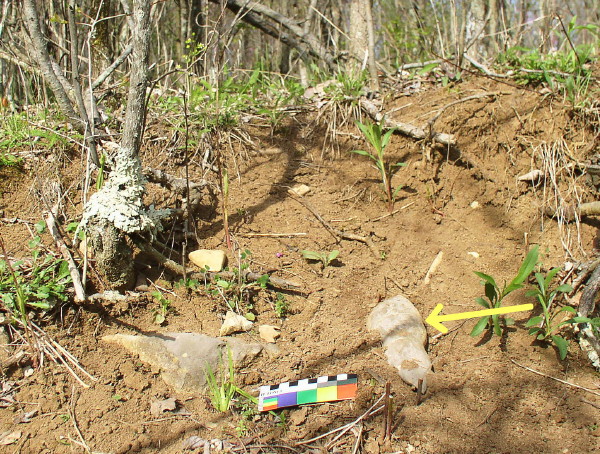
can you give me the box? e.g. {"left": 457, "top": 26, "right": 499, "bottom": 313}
{"left": 188, "top": 249, "right": 227, "bottom": 272}
{"left": 367, "top": 294, "right": 432, "bottom": 390}
{"left": 219, "top": 311, "right": 253, "bottom": 336}
{"left": 259, "top": 324, "right": 281, "bottom": 343}
{"left": 102, "top": 333, "right": 262, "bottom": 393}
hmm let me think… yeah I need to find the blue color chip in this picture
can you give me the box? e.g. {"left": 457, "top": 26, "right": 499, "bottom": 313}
{"left": 277, "top": 392, "right": 297, "bottom": 407}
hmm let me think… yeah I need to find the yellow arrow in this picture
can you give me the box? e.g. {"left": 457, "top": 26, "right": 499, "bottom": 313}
{"left": 425, "top": 303, "right": 534, "bottom": 334}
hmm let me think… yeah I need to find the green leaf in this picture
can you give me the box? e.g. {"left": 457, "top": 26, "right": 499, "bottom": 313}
{"left": 484, "top": 282, "right": 497, "bottom": 304}
{"left": 551, "top": 335, "right": 569, "bottom": 360}
{"left": 505, "top": 317, "right": 515, "bottom": 326}
{"left": 492, "top": 315, "right": 502, "bottom": 337}
{"left": 558, "top": 306, "right": 576, "bottom": 314}
{"left": 470, "top": 316, "right": 489, "bottom": 337}
{"left": 510, "top": 245, "right": 538, "bottom": 286}
{"left": 417, "top": 62, "right": 439, "bottom": 75}
{"left": 381, "top": 128, "right": 395, "bottom": 149}
{"left": 528, "top": 327, "right": 543, "bottom": 336}
{"left": 474, "top": 297, "right": 490, "bottom": 308}
{"left": 301, "top": 250, "right": 323, "bottom": 262}
{"left": 350, "top": 149, "right": 375, "bottom": 160}
{"left": 474, "top": 271, "right": 497, "bottom": 288}
{"left": 556, "top": 284, "right": 573, "bottom": 293}
{"left": 34, "top": 220, "right": 46, "bottom": 234}
{"left": 327, "top": 250, "right": 339, "bottom": 263}
{"left": 543, "top": 267, "right": 561, "bottom": 288}
{"left": 216, "top": 279, "right": 232, "bottom": 289}
{"left": 525, "top": 316, "right": 543, "bottom": 327}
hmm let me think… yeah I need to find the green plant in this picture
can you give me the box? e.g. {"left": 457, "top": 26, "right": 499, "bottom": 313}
{"left": 0, "top": 152, "right": 22, "bottom": 168}
{"left": 470, "top": 245, "right": 539, "bottom": 337}
{"left": 352, "top": 121, "right": 406, "bottom": 212}
{"left": 525, "top": 267, "right": 589, "bottom": 360}
{"left": 301, "top": 249, "right": 339, "bottom": 269}
{"left": 205, "top": 347, "right": 237, "bottom": 412}
{"left": 151, "top": 290, "right": 172, "bottom": 325}
{"left": 274, "top": 292, "right": 289, "bottom": 318}
{"left": 210, "top": 250, "right": 270, "bottom": 316}
{"left": 0, "top": 223, "right": 72, "bottom": 317}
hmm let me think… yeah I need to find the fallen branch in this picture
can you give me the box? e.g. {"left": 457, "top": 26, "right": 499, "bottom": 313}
{"left": 134, "top": 238, "right": 301, "bottom": 290}
{"left": 360, "top": 98, "right": 455, "bottom": 146}
{"left": 289, "top": 193, "right": 381, "bottom": 259}
{"left": 44, "top": 209, "right": 86, "bottom": 303}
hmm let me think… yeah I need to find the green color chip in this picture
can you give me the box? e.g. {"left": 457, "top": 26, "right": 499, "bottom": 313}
{"left": 297, "top": 389, "right": 318, "bottom": 405}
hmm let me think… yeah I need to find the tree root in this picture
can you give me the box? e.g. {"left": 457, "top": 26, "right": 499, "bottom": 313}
{"left": 134, "top": 238, "right": 301, "bottom": 291}
{"left": 544, "top": 201, "right": 600, "bottom": 222}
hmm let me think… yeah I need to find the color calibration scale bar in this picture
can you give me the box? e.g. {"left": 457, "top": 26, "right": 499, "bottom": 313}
{"left": 258, "top": 374, "right": 358, "bottom": 411}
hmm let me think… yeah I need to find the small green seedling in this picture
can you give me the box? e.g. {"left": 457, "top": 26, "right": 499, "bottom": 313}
{"left": 274, "top": 292, "right": 289, "bottom": 318}
{"left": 470, "top": 245, "right": 539, "bottom": 337}
{"left": 302, "top": 249, "right": 339, "bottom": 269}
{"left": 151, "top": 290, "right": 172, "bottom": 325}
{"left": 351, "top": 121, "right": 406, "bottom": 212}
{"left": 525, "top": 267, "right": 589, "bottom": 360}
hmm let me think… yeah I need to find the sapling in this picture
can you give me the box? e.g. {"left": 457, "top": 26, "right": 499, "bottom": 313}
{"left": 351, "top": 121, "right": 406, "bottom": 213}
{"left": 302, "top": 249, "right": 339, "bottom": 269}
{"left": 525, "top": 267, "right": 590, "bottom": 360}
{"left": 470, "top": 245, "right": 539, "bottom": 337}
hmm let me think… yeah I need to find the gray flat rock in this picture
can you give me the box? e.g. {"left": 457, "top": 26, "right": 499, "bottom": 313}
{"left": 103, "top": 332, "right": 262, "bottom": 393}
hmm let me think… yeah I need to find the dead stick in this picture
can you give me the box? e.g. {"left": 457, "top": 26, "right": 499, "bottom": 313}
{"left": 510, "top": 359, "right": 600, "bottom": 397}
{"left": 290, "top": 194, "right": 381, "bottom": 259}
{"left": 44, "top": 209, "right": 86, "bottom": 302}
{"left": 360, "top": 98, "right": 455, "bottom": 146}
{"left": 416, "top": 379, "right": 424, "bottom": 405}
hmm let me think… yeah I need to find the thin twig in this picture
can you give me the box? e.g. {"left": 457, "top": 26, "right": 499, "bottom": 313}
{"left": 296, "top": 393, "right": 385, "bottom": 446}
{"left": 237, "top": 233, "right": 307, "bottom": 238}
{"left": 510, "top": 359, "right": 600, "bottom": 397}
{"left": 69, "top": 385, "right": 91, "bottom": 453}
{"left": 289, "top": 194, "right": 381, "bottom": 259}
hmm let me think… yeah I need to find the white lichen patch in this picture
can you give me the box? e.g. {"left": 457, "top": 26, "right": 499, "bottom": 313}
{"left": 80, "top": 146, "right": 170, "bottom": 235}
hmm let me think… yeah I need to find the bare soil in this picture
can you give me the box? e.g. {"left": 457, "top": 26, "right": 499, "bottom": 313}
{"left": 1, "top": 74, "right": 600, "bottom": 454}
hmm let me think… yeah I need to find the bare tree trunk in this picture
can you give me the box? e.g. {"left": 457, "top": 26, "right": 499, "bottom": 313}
{"left": 364, "top": 0, "right": 379, "bottom": 90}
{"left": 348, "top": 0, "right": 368, "bottom": 72}
{"left": 23, "top": 0, "right": 79, "bottom": 125}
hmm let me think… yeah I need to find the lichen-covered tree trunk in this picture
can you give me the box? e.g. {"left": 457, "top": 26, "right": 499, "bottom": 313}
{"left": 83, "top": 0, "right": 154, "bottom": 290}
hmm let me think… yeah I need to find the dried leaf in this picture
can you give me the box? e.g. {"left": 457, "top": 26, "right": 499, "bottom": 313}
{"left": 182, "top": 436, "right": 206, "bottom": 450}
{"left": 150, "top": 397, "right": 177, "bottom": 417}
{"left": 0, "top": 431, "right": 21, "bottom": 445}
{"left": 15, "top": 409, "right": 38, "bottom": 424}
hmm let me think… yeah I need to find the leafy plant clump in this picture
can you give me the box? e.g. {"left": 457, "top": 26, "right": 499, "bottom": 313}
{"left": 352, "top": 121, "right": 406, "bottom": 212}
{"left": 205, "top": 249, "right": 270, "bottom": 318}
{"left": 205, "top": 347, "right": 238, "bottom": 412}
{"left": 302, "top": 249, "right": 339, "bottom": 269}
{"left": 470, "top": 245, "right": 539, "bottom": 337}
{"left": 0, "top": 222, "right": 72, "bottom": 320}
{"left": 525, "top": 267, "right": 590, "bottom": 360}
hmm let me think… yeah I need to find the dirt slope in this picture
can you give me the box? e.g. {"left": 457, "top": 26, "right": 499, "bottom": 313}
{"left": 1, "top": 74, "right": 599, "bottom": 453}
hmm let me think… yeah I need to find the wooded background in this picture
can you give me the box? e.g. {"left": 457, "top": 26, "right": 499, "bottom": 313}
{"left": 1, "top": 0, "right": 598, "bottom": 108}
